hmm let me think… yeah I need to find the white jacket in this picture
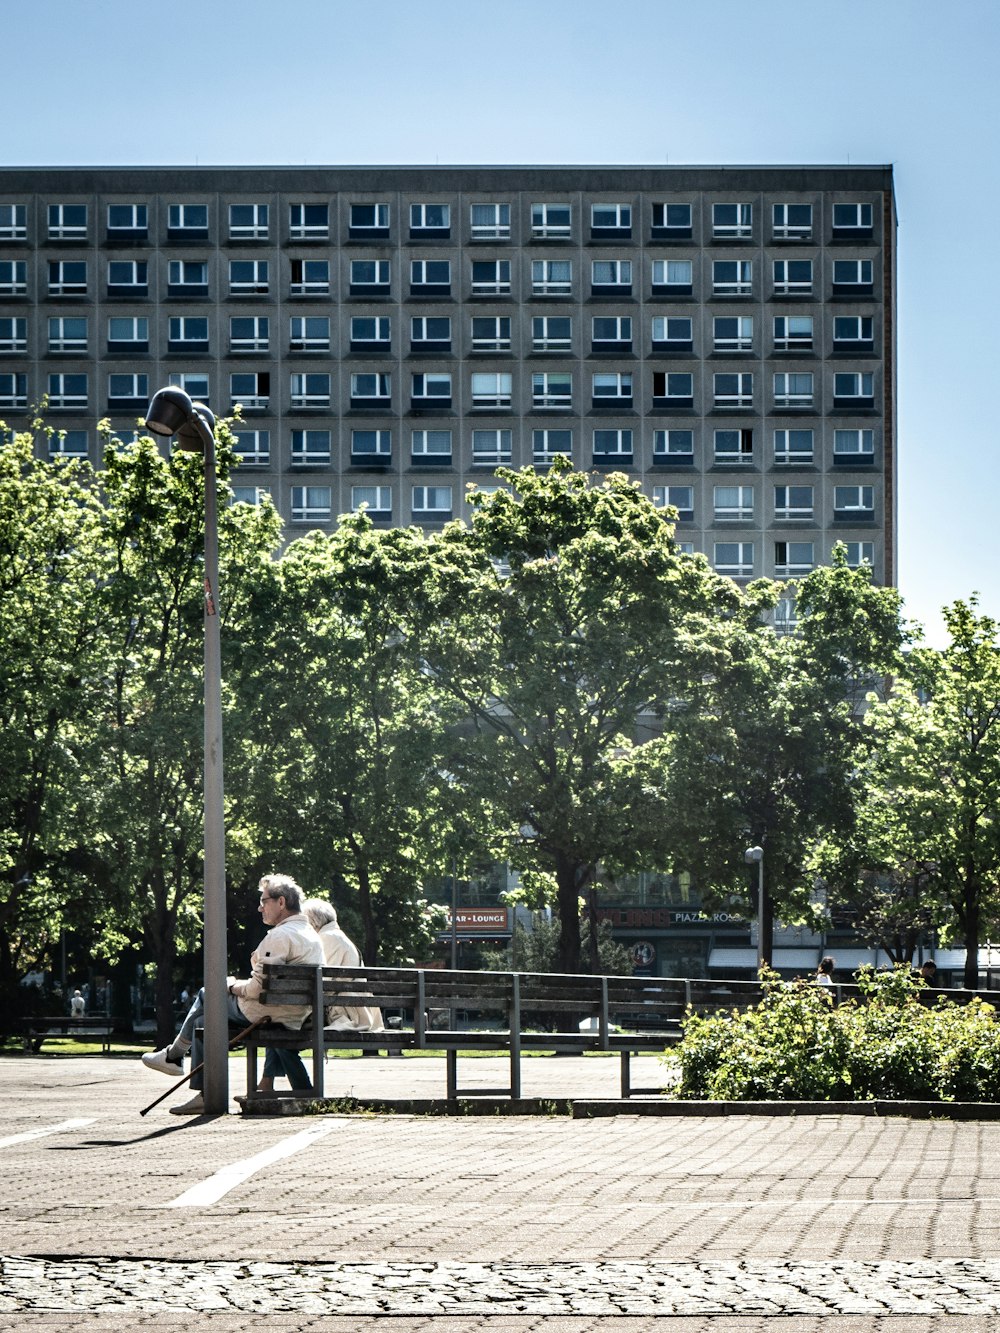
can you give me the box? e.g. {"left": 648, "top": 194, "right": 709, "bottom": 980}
{"left": 319, "top": 922, "right": 384, "bottom": 1032}
{"left": 230, "top": 913, "right": 324, "bottom": 1029}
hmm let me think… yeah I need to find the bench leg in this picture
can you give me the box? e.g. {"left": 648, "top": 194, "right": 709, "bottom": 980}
{"left": 446, "top": 1049, "right": 457, "bottom": 1100}
{"left": 620, "top": 1050, "right": 631, "bottom": 1099}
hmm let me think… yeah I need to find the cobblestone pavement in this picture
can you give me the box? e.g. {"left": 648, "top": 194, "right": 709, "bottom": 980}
{"left": 2, "top": 1055, "right": 1000, "bottom": 1330}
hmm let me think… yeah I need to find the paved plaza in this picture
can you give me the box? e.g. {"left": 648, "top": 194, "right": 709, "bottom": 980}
{"left": 1, "top": 1050, "right": 999, "bottom": 1331}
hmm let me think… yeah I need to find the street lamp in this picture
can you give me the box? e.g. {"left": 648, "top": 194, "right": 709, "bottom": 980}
{"left": 144, "top": 386, "right": 228, "bottom": 1114}
{"left": 744, "top": 845, "right": 765, "bottom": 972}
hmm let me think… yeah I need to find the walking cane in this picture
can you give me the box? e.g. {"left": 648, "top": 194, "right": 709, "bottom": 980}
{"left": 139, "top": 1016, "right": 271, "bottom": 1117}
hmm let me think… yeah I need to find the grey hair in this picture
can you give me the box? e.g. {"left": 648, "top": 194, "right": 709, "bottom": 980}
{"left": 303, "top": 898, "right": 338, "bottom": 932}
{"left": 258, "top": 873, "right": 305, "bottom": 914}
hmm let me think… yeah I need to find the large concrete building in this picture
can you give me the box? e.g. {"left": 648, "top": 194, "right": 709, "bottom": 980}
{"left": 0, "top": 165, "right": 896, "bottom": 622}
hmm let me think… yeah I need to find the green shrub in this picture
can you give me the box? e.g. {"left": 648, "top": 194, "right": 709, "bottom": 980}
{"left": 669, "top": 966, "right": 1000, "bottom": 1103}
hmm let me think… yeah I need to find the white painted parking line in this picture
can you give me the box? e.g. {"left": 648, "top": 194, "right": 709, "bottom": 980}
{"left": 0, "top": 1117, "right": 96, "bottom": 1149}
{"left": 165, "top": 1119, "right": 339, "bottom": 1208}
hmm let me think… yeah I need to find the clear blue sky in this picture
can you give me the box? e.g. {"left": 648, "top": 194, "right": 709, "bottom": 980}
{"left": 4, "top": 0, "right": 997, "bottom": 646}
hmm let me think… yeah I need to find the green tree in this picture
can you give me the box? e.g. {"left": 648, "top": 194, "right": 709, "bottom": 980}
{"left": 424, "top": 462, "right": 734, "bottom": 975}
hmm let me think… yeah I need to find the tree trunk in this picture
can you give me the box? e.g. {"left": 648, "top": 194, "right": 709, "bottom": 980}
{"left": 356, "top": 860, "right": 378, "bottom": 966}
{"left": 761, "top": 884, "right": 775, "bottom": 968}
{"left": 962, "top": 882, "right": 981, "bottom": 991}
{"left": 553, "top": 851, "right": 583, "bottom": 975}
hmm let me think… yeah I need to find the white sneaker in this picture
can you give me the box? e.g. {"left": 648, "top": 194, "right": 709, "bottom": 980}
{"left": 169, "top": 1093, "right": 205, "bottom": 1115}
{"left": 142, "top": 1047, "right": 185, "bottom": 1077}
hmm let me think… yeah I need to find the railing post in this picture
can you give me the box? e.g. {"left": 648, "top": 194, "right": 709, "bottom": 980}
{"left": 509, "top": 972, "right": 521, "bottom": 1100}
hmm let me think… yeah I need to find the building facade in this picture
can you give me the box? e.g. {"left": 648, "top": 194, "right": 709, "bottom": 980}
{"left": 0, "top": 165, "right": 896, "bottom": 609}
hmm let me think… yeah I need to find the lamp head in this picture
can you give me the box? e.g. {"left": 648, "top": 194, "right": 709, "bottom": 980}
{"left": 144, "top": 386, "right": 216, "bottom": 453}
{"left": 744, "top": 846, "right": 764, "bottom": 865}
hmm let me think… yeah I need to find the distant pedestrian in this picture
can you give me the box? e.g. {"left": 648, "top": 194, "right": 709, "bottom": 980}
{"left": 815, "top": 956, "right": 836, "bottom": 986}
{"left": 70, "top": 989, "right": 85, "bottom": 1017}
{"left": 919, "top": 959, "right": 938, "bottom": 987}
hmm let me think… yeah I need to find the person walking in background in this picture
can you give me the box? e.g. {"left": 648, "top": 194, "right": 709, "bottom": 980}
{"left": 70, "top": 989, "right": 86, "bottom": 1017}
{"left": 815, "top": 956, "right": 836, "bottom": 986}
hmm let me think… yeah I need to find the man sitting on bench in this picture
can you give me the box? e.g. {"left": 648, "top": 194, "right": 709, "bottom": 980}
{"left": 140, "top": 873, "right": 324, "bottom": 1114}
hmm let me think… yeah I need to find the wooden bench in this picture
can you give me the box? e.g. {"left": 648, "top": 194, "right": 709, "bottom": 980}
{"left": 20, "top": 1016, "right": 114, "bottom": 1054}
{"left": 242, "top": 964, "right": 702, "bottom": 1103}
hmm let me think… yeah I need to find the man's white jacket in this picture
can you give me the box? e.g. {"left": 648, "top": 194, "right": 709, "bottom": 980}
{"left": 230, "top": 914, "right": 324, "bottom": 1029}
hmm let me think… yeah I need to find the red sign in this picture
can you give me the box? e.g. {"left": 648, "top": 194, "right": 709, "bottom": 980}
{"left": 449, "top": 908, "right": 509, "bottom": 933}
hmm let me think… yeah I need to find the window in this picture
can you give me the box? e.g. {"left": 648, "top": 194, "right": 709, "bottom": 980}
{"left": 351, "top": 430, "right": 392, "bottom": 464}
{"left": 833, "top": 372, "right": 875, "bottom": 405}
{"left": 773, "top": 315, "right": 814, "bottom": 351}
{"left": 411, "top": 260, "right": 451, "bottom": 293}
{"left": 48, "top": 203, "right": 87, "bottom": 239}
{"left": 229, "top": 203, "right": 268, "bottom": 240}
{"left": 714, "top": 428, "right": 754, "bottom": 464}
{"left": 352, "top": 315, "right": 392, "bottom": 349}
{"left": 714, "top": 542, "right": 754, "bottom": 577}
{"left": 106, "top": 315, "right": 147, "bottom": 352}
{"left": 47, "top": 373, "right": 87, "bottom": 409}
{"left": 50, "top": 316, "right": 88, "bottom": 352}
{"left": 591, "top": 203, "right": 631, "bottom": 234}
{"left": 713, "top": 316, "right": 752, "bottom": 352}
{"left": 531, "top": 203, "right": 571, "bottom": 237}
{"left": 0, "top": 204, "right": 26, "bottom": 239}
{"left": 834, "top": 485, "right": 875, "bottom": 517}
{"left": 532, "top": 315, "right": 571, "bottom": 351}
{"left": 289, "top": 203, "right": 329, "bottom": 239}
{"left": 409, "top": 315, "right": 450, "bottom": 350}
{"left": 167, "top": 203, "right": 208, "bottom": 236}
{"left": 0, "top": 260, "right": 26, "bottom": 295}
{"left": 653, "top": 429, "right": 694, "bottom": 462}
{"left": 351, "top": 485, "right": 391, "bottom": 518}
{"left": 290, "top": 259, "right": 330, "bottom": 295}
{"left": 651, "top": 202, "right": 692, "bottom": 236}
{"left": 832, "top": 202, "right": 874, "bottom": 234}
{"left": 532, "top": 372, "right": 572, "bottom": 409}
{"left": 168, "top": 316, "right": 209, "bottom": 350}
{"left": 470, "top": 203, "right": 510, "bottom": 239}
{"left": 833, "top": 428, "right": 874, "bottom": 460}
{"left": 714, "top": 485, "right": 753, "bottom": 520}
{"left": 473, "top": 429, "right": 513, "bottom": 465}
{"left": 532, "top": 259, "right": 573, "bottom": 298}
{"left": 843, "top": 541, "right": 875, "bottom": 568}
{"left": 167, "top": 260, "right": 208, "bottom": 293}
{"left": 107, "top": 203, "right": 147, "bottom": 236}
{"left": 291, "top": 486, "right": 332, "bottom": 523}
{"left": 532, "top": 429, "right": 571, "bottom": 465}
{"left": 772, "top": 203, "right": 812, "bottom": 240}
{"left": 471, "top": 372, "right": 511, "bottom": 408}
{"left": 48, "top": 260, "right": 87, "bottom": 295}
{"left": 348, "top": 260, "right": 390, "bottom": 294}
{"left": 774, "top": 485, "right": 814, "bottom": 520}
{"left": 108, "top": 373, "right": 149, "bottom": 407}
{"left": 412, "top": 485, "right": 453, "bottom": 518}
{"left": 712, "top": 260, "right": 752, "bottom": 296}
{"left": 231, "top": 486, "right": 269, "bottom": 507}
{"left": 348, "top": 203, "right": 389, "bottom": 236}
{"left": 230, "top": 367, "right": 270, "bottom": 407}
{"left": 168, "top": 372, "right": 208, "bottom": 402}
{"left": 773, "top": 372, "right": 813, "bottom": 408}
{"left": 230, "top": 316, "right": 269, "bottom": 353}
{"left": 593, "top": 316, "right": 632, "bottom": 349}
{"left": 410, "top": 203, "right": 450, "bottom": 235}
{"left": 592, "top": 372, "right": 632, "bottom": 404}
{"left": 351, "top": 372, "right": 391, "bottom": 406}
{"left": 229, "top": 259, "right": 268, "bottom": 295}
{"left": 290, "top": 430, "right": 331, "bottom": 466}
{"left": 593, "top": 429, "right": 632, "bottom": 462}
{"left": 290, "top": 372, "right": 330, "bottom": 409}
{"left": 411, "top": 429, "right": 453, "bottom": 463}
{"left": 0, "top": 317, "right": 26, "bottom": 352}
{"left": 712, "top": 203, "right": 752, "bottom": 238}
{"left": 773, "top": 259, "right": 812, "bottom": 295}
{"left": 774, "top": 429, "right": 814, "bottom": 464}
{"left": 0, "top": 373, "right": 27, "bottom": 408}
{"left": 49, "top": 430, "right": 88, "bottom": 459}
{"left": 833, "top": 316, "right": 874, "bottom": 350}
{"left": 410, "top": 372, "right": 451, "bottom": 407}
{"left": 774, "top": 595, "right": 798, "bottom": 632}
{"left": 653, "top": 485, "right": 694, "bottom": 521}
{"left": 713, "top": 372, "right": 753, "bottom": 408}
{"left": 591, "top": 259, "right": 632, "bottom": 291}
{"left": 232, "top": 430, "right": 270, "bottom": 466}
{"left": 471, "top": 259, "right": 511, "bottom": 295}
{"left": 471, "top": 315, "right": 510, "bottom": 351}
{"left": 289, "top": 316, "right": 330, "bottom": 351}
{"left": 653, "top": 372, "right": 693, "bottom": 406}
{"left": 832, "top": 259, "right": 874, "bottom": 291}
{"left": 774, "top": 541, "right": 814, "bottom": 576}
{"left": 108, "top": 260, "right": 147, "bottom": 294}
{"left": 652, "top": 259, "right": 692, "bottom": 293}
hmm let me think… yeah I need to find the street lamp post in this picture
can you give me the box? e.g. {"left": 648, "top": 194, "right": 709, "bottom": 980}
{"left": 744, "top": 845, "right": 765, "bottom": 973}
{"left": 144, "top": 386, "right": 228, "bottom": 1114}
